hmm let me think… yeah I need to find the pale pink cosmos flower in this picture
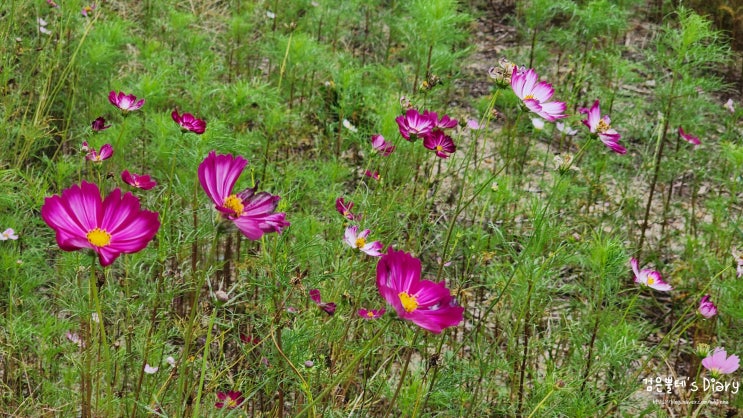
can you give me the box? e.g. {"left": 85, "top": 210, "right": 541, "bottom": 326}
{"left": 309, "top": 289, "right": 336, "bottom": 315}
{"left": 698, "top": 295, "right": 718, "bottom": 318}
{"left": 579, "top": 100, "right": 626, "bottom": 154}
{"left": 144, "top": 364, "right": 158, "bottom": 374}
{"left": 108, "top": 91, "right": 145, "bottom": 112}
{"left": 172, "top": 110, "right": 206, "bottom": 134}
{"left": 395, "top": 109, "right": 434, "bottom": 141}
{"left": 370, "top": 134, "right": 396, "bottom": 156}
{"left": 510, "top": 68, "right": 567, "bottom": 122}
{"left": 555, "top": 122, "right": 577, "bottom": 136}
{"left": 702, "top": 348, "right": 740, "bottom": 377}
{"left": 733, "top": 248, "right": 743, "bottom": 278}
{"left": 422, "top": 131, "right": 456, "bottom": 159}
{"left": 466, "top": 118, "right": 480, "bottom": 130}
{"left": 531, "top": 118, "right": 545, "bottom": 130}
{"left": 630, "top": 258, "right": 672, "bottom": 292}
{"left": 86, "top": 144, "right": 113, "bottom": 162}
{"left": 678, "top": 127, "right": 700, "bottom": 146}
{"left": 725, "top": 99, "right": 735, "bottom": 113}
{"left": 121, "top": 170, "right": 157, "bottom": 190}
{"left": 0, "top": 228, "right": 18, "bottom": 241}
{"left": 358, "top": 308, "right": 385, "bottom": 320}
{"left": 344, "top": 225, "right": 383, "bottom": 257}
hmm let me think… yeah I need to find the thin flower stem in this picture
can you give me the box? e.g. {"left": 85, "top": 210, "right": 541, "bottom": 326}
{"left": 527, "top": 385, "right": 559, "bottom": 418}
{"left": 191, "top": 304, "right": 219, "bottom": 418}
{"left": 383, "top": 329, "right": 421, "bottom": 418}
{"left": 270, "top": 328, "right": 315, "bottom": 418}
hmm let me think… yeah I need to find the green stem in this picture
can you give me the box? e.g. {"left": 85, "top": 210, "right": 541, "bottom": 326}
{"left": 383, "top": 329, "right": 421, "bottom": 418}
{"left": 191, "top": 304, "right": 219, "bottom": 418}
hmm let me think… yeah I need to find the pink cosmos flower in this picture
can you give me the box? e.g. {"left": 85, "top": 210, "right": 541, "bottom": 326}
{"left": 108, "top": 91, "right": 145, "bottom": 112}
{"left": 422, "top": 131, "right": 456, "bottom": 158}
{"left": 698, "top": 295, "right": 718, "bottom": 318}
{"left": 40, "top": 181, "right": 160, "bottom": 266}
{"left": 215, "top": 391, "right": 244, "bottom": 409}
{"left": 510, "top": 68, "right": 567, "bottom": 122}
{"left": 198, "top": 151, "right": 289, "bottom": 240}
{"left": 630, "top": 258, "right": 672, "bottom": 292}
{"left": 427, "top": 111, "right": 458, "bottom": 130}
{"left": 335, "top": 197, "right": 359, "bottom": 221}
{"left": 364, "top": 170, "right": 380, "bottom": 181}
{"left": 309, "top": 289, "right": 336, "bottom": 315}
{"left": 678, "top": 127, "right": 700, "bottom": 146}
{"left": 86, "top": 144, "right": 113, "bottom": 162}
{"left": 240, "top": 334, "right": 260, "bottom": 345}
{"left": 0, "top": 228, "right": 18, "bottom": 241}
{"left": 376, "top": 248, "right": 464, "bottom": 333}
{"left": 358, "top": 308, "right": 385, "bottom": 320}
{"left": 121, "top": 170, "right": 157, "bottom": 190}
{"left": 91, "top": 117, "right": 111, "bottom": 132}
{"left": 395, "top": 109, "right": 434, "bottom": 141}
{"left": 702, "top": 348, "right": 740, "bottom": 377}
{"left": 466, "top": 118, "right": 480, "bottom": 130}
{"left": 172, "top": 109, "right": 206, "bottom": 134}
{"left": 725, "top": 99, "right": 735, "bottom": 113}
{"left": 344, "top": 225, "right": 383, "bottom": 257}
{"left": 81, "top": 4, "right": 95, "bottom": 17}
{"left": 370, "top": 134, "right": 396, "bottom": 156}
{"left": 579, "top": 100, "right": 626, "bottom": 154}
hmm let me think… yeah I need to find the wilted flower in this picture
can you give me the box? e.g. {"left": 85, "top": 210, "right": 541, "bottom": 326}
{"left": 342, "top": 119, "right": 358, "bottom": 133}
{"left": 198, "top": 151, "right": 290, "bottom": 240}
{"left": 724, "top": 99, "right": 735, "bottom": 113}
{"left": 309, "top": 289, "right": 336, "bottom": 315}
{"left": 358, "top": 308, "right": 385, "bottom": 320}
{"left": 91, "top": 117, "right": 111, "bottom": 132}
{"left": 166, "top": 356, "right": 176, "bottom": 367}
{"left": 240, "top": 334, "right": 259, "bottom": 345}
{"left": 579, "top": 100, "right": 626, "bottom": 154}
{"left": 335, "top": 197, "right": 359, "bottom": 221}
{"left": 108, "top": 91, "right": 145, "bottom": 112}
{"left": 121, "top": 170, "right": 157, "bottom": 190}
{"left": 698, "top": 295, "right": 718, "bottom": 318}
{"left": 370, "top": 134, "right": 396, "bottom": 156}
{"left": 555, "top": 122, "right": 577, "bottom": 136}
{"left": 376, "top": 249, "right": 464, "bottom": 333}
{"left": 144, "top": 364, "right": 158, "bottom": 374}
{"left": 678, "top": 127, "right": 700, "bottom": 146}
{"left": 422, "top": 131, "right": 456, "bottom": 158}
{"left": 488, "top": 57, "right": 519, "bottom": 87}
{"left": 81, "top": 4, "right": 96, "bottom": 17}
{"left": 215, "top": 391, "right": 244, "bottom": 409}
{"left": 0, "top": 228, "right": 18, "bottom": 241}
{"left": 553, "top": 153, "right": 580, "bottom": 173}
{"left": 702, "top": 348, "right": 740, "bottom": 377}
{"left": 344, "top": 225, "right": 383, "bottom": 257}
{"left": 510, "top": 68, "right": 567, "bottom": 122}
{"left": 172, "top": 110, "right": 206, "bottom": 134}
{"left": 395, "top": 109, "right": 434, "bottom": 141}
{"left": 630, "top": 258, "right": 671, "bottom": 292}
{"left": 86, "top": 144, "right": 113, "bottom": 162}
{"left": 40, "top": 181, "right": 160, "bottom": 266}
{"left": 696, "top": 343, "right": 712, "bottom": 358}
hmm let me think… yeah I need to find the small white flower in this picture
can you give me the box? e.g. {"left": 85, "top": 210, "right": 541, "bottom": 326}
{"left": 531, "top": 118, "right": 545, "bottom": 130}
{"left": 725, "top": 99, "right": 735, "bottom": 113}
{"left": 266, "top": 10, "right": 276, "bottom": 19}
{"left": 144, "top": 364, "right": 158, "bottom": 374}
{"left": 166, "top": 356, "right": 176, "bottom": 367}
{"left": 91, "top": 312, "right": 100, "bottom": 323}
{"left": 555, "top": 122, "right": 577, "bottom": 136}
{"left": 342, "top": 119, "right": 358, "bottom": 133}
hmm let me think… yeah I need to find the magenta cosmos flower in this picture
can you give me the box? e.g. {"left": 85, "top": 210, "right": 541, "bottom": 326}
{"left": 423, "top": 130, "right": 456, "bottom": 159}
{"left": 215, "top": 390, "right": 244, "bottom": 409}
{"left": 86, "top": 144, "right": 113, "bottom": 162}
{"left": 40, "top": 181, "right": 160, "bottom": 266}
{"left": 344, "top": 225, "right": 383, "bottom": 257}
{"left": 395, "top": 109, "right": 435, "bottom": 141}
{"left": 702, "top": 348, "right": 740, "bottom": 377}
{"left": 121, "top": 170, "right": 157, "bottom": 190}
{"left": 370, "top": 134, "right": 396, "bottom": 156}
{"left": 198, "top": 151, "right": 289, "bottom": 240}
{"left": 172, "top": 109, "right": 206, "bottom": 134}
{"left": 364, "top": 170, "right": 380, "bottom": 181}
{"left": 335, "top": 197, "right": 359, "bottom": 221}
{"left": 358, "top": 308, "right": 385, "bottom": 320}
{"left": 108, "top": 91, "right": 144, "bottom": 112}
{"left": 376, "top": 248, "right": 464, "bottom": 333}
{"left": 698, "top": 295, "right": 718, "bottom": 318}
{"left": 427, "top": 111, "right": 458, "bottom": 130}
{"left": 510, "top": 68, "right": 566, "bottom": 122}
{"left": 91, "top": 117, "right": 110, "bottom": 132}
{"left": 579, "top": 100, "right": 626, "bottom": 154}
{"left": 309, "top": 289, "right": 336, "bottom": 315}
{"left": 678, "top": 127, "right": 700, "bottom": 146}
{"left": 630, "top": 258, "right": 672, "bottom": 292}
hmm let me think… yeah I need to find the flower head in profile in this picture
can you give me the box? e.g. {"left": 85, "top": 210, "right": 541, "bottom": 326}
{"left": 422, "top": 131, "right": 456, "bottom": 159}
{"left": 358, "top": 308, "right": 385, "bottom": 320}
{"left": 86, "top": 144, "right": 113, "bottom": 162}
{"left": 0, "top": 228, "right": 18, "bottom": 241}
{"left": 376, "top": 248, "right": 464, "bottom": 333}
{"left": 510, "top": 68, "right": 567, "bottom": 122}
{"left": 725, "top": 99, "right": 735, "bottom": 113}
{"left": 555, "top": 122, "right": 577, "bottom": 136}
{"left": 309, "top": 289, "right": 336, "bottom": 315}
{"left": 488, "top": 57, "right": 520, "bottom": 87}
{"left": 579, "top": 100, "right": 626, "bottom": 154}
{"left": 172, "top": 110, "right": 206, "bottom": 134}
{"left": 678, "top": 127, "right": 700, "bottom": 146}
{"left": 143, "top": 364, "right": 158, "bottom": 374}
{"left": 81, "top": 4, "right": 96, "bottom": 17}
{"left": 40, "top": 181, "right": 160, "bottom": 266}
{"left": 630, "top": 258, "right": 671, "bottom": 292}
{"left": 370, "top": 134, "right": 396, "bottom": 156}
{"left": 427, "top": 111, "right": 458, "bottom": 130}
{"left": 121, "top": 170, "right": 157, "bottom": 190}
{"left": 702, "top": 348, "right": 739, "bottom": 378}
{"left": 215, "top": 390, "right": 244, "bottom": 409}
{"left": 395, "top": 109, "right": 434, "bottom": 141}
{"left": 108, "top": 91, "right": 145, "bottom": 112}
{"left": 91, "top": 117, "right": 111, "bottom": 132}
{"left": 698, "top": 295, "right": 718, "bottom": 318}
{"left": 342, "top": 119, "right": 358, "bottom": 133}
{"left": 198, "top": 151, "right": 290, "bottom": 240}
{"left": 344, "top": 225, "right": 383, "bottom": 257}
{"left": 335, "top": 197, "right": 360, "bottom": 221}
{"left": 364, "top": 170, "right": 380, "bottom": 181}
{"left": 531, "top": 118, "right": 545, "bottom": 130}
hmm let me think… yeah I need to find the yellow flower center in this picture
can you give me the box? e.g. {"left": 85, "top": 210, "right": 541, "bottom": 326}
{"left": 435, "top": 145, "right": 443, "bottom": 152}
{"left": 227, "top": 398, "right": 237, "bottom": 408}
{"left": 597, "top": 119, "right": 610, "bottom": 133}
{"left": 366, "top": 311, "right": 375, "bottom": 318}
{"left": 355, "top": 237, "right": 366, "bottom": 248}
{"left": 86, "top": 228, "right": 111, "bottom": 247}
{"left": 223, "top": 194, "right": 244, "bottom": 217}
{"left": 647, "top": 276, "right": 655, "bottom": 286}
{"left": 523, "top": 94, "right": 535, "bottom": 100}
{"left": 398, "top": 292, "right": 418, "bottom": 313}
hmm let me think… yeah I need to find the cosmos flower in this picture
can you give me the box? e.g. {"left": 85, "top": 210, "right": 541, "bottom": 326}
{"left": 0, "top": 228, "right": 18, "bottom": 241}
{"left": 358, "top": 308, "right": 385, "bottom": 320}
{"left": 678, "top": 127, "right": 700, "bottom": 146}
{"left": 40, "top": 181, "right": 160, "bottom": 266}
{"left": 364, "top": 170, "right": 380, "bottom": 181}
{"left": 698, "top": 295, "right": 718, "bottom": 318}
{"left": 121, "top": 170, "right": 157, "bottom": 190}
{"left": 215, "top": 391, "right": 244, "bottom": 409}
{"left": 427, "top": 111, "right": 458, "bottom": 130}
{"left": 344, "top": 225, "right": 383, "bottom": 257}
{"left": 309, "top": 289, "right": 336, "bottom": 315}
{"left": 198, "top": 151, "right": 290, "bottom": 240}
{"left": 733, "top": 248, "right": 743, "bottom": 278}
{"left": 81, "top": 4, "right": 96, "bottom": 17}
{"left": 143, "top": 364, "right": 158, "bottom": 374}
{"left": 91, "top": 117, "right": 111, "bottom": 132}
{"left": 370, "top": 134, "right": 396, "bottom": 156}
{"left": 579, "top": 100, "right": 626, "bottom": 154}
{"left": 422, "top": 130, "right": 456, "bottom": 158}
{"left": 702, "top": 348, "right": 740, "bottom": 377}
{"left": 724, "top": 99, "right": 735, "bottom": 113}
{"left": 86, "top": 144, "right": 113, "bottom": 162}
{"left": 108, "top": 91, "right": 145, "bottom": 112}
{"left": 395, "top": 108, "right": 434, "bottom": 141}
{"left": 466, "top": 118, "right": 481, "bottom": 130}
{"left": 531, "top": 118, "right": 545, "bottom": 130}
{"left": 342, "top": 119, "right": 358, "bottom": 133}
{"left": 630, "top": 258, "right": 672, "bottom": 292}
{"left": 172, "top": 109, "right": 206, "bottom": 134}
{"left": 555, "top": 122, "right": 577, "bottom": 136}
{"left": 376, "top": 248, "right": 464, "bottom": 333}
{"left": 510, "top": 68, "right": 567, "bottom": 122}
{"left": 335, "top": 197, "right": 359, "bottom": 221}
